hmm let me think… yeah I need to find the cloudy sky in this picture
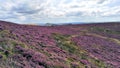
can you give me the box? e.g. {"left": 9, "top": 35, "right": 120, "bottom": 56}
{"left": 0, "top": 0, "right": 120, "bottom": 24}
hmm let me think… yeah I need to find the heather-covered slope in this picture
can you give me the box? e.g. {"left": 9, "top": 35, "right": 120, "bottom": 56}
{"left": 0, "top": 21, "right": 120, "bottom": 68}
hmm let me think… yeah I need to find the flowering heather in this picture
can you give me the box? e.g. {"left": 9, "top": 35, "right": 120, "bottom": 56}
{"left": 0, "top": 21, "right": 120, "bottom": 68}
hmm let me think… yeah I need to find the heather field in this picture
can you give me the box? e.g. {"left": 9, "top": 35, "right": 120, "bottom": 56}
{"left": 0, "top": 21, "right": 120, "bottom": 68}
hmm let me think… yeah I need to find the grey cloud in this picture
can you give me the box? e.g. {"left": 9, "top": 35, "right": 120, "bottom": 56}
{"left": 97, "top": 0, "right": 106, "bottom": 4}
{"left": 70, "top": 5, "right": 81, "bottom": 8}
{"left": 66, "top": 11, "right": 83, "bottom": 17}
{"left": 0, "top": 0, "right": 120, "bottom": 23}
{"left": 0, "top": 14, "right": 17, "bottom": 19}
{"left": 12, "top": 4, "right": 43, "bottom": 15}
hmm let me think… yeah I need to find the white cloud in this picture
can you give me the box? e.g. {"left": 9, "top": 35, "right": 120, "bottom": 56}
{"left": 102, "top": 6, "right": 120, "bottom": 16}
{"left": 0, "top": 0, "right": 120, "bottom": 24}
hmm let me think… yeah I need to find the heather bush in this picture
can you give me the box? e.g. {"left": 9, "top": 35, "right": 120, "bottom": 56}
{"left": 0, "top": 21, "right": 120, "bottom": 68}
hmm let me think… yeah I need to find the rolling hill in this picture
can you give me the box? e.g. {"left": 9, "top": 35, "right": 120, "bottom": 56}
{"left": 0, "top": 21, "right": 120, "bottom": 68}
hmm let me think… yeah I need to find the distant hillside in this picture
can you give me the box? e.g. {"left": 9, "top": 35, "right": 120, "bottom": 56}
{"left": 0, "top": 20, "right": 120, "bottom": 68}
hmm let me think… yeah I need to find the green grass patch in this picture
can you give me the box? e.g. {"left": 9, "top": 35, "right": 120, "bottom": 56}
{"left": 91, "top": 27, "right": 120, "bottom": 34}
{"left": 88, "top": 58, "right": 107, "bottom": 68}
{"left": 52, "top": 33, "right": 79, "bottom": 54}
